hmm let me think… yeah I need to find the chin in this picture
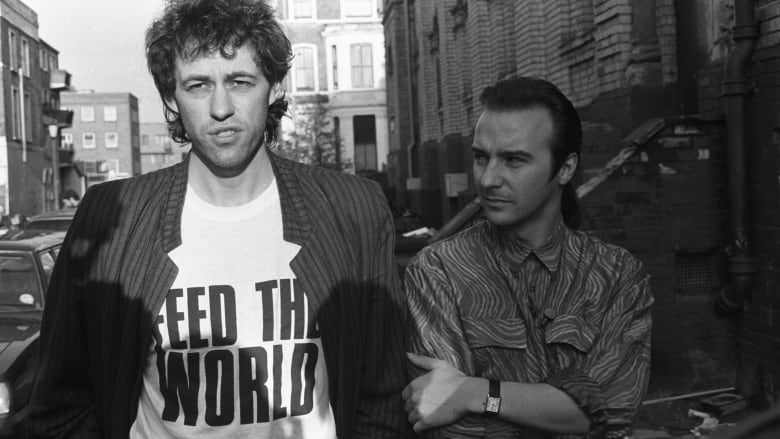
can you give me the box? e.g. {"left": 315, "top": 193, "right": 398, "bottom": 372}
{"left": 484, "top": 212, "right": 516, "bottom": 228}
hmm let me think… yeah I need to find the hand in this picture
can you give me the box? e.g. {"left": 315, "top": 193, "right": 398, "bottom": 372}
{"left": 402, "top": 353, "right": 485, "bottom": 433}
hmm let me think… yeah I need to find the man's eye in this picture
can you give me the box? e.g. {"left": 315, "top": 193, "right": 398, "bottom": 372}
{"left": 230, "top": 80, "right": 253, "bottom": 89}
{"left": 505, "top": 156, "right": 525, "bottom": 166}
{"left": 186, "top": 83, "right": 207, "bottom": 91}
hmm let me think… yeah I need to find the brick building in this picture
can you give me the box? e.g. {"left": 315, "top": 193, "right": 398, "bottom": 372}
{"left": 384, "top": 0, "right": 780, "bottom": 404}
{"left": 61, "top": 91, "right": 141, "bottom": 187}
{"left": 139, "top": 122, "right": 185, "bottom": 174}
{"left": 276, "top": 0, "right": 390, "bottom": 178}
{"left": 0, "top": 0, "right": 74, "bottom": 217}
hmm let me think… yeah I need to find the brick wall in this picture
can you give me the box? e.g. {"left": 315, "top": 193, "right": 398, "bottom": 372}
{"left": 581, "top": 117, "right": 734, "bottom": 396}
{"left": 738, "top": 42, "right": 780, "bottom": 404}
{"left": 384, "top": 0, "right": 780, "bottom": 403}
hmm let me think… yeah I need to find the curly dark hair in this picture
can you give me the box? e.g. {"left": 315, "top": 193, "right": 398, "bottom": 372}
{"left": 145, "top": 0, "right": 292, "bottom": 144}
{"left": 479, "top": 76, "right": 583, "bottom": 228}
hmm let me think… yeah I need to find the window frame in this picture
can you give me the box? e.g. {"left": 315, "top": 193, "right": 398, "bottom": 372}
{"left": 292, "top": 44, "right": 318, "bottom": 93}
{"left": 8, "top": 30, "right": 17, "bottom": 71}
{"left": 11, "top": 87, "right": 20, "bottom": 140}
{"left": 105, "top": 132, "right": 119, "bottom": 149}
{"left": 350, "top": 43, "right": 374, "bottom": 89}
{"left": 21, "top": 38, "right": 30, "bottom": 76}
{"left": 62, "top": 132, "right": 73, "bottom": 148}
{"left": 103, "top": 106, "right": 118, "bottom": 122}
{"left": 290, "top": 0, "right": 316, "bottom": 20}
{"left": 341, "top": 0, "right": 374, "bottom": 18}
{"left": 81, "top": 106, "right": 95, "bottom": 122}
{"left": 82, "top": 133, "right": 96, "bottom": 149}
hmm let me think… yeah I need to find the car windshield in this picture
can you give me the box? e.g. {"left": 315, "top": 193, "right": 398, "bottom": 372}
{"left": 0, "top": 254, "right": 40, "bottom": 307}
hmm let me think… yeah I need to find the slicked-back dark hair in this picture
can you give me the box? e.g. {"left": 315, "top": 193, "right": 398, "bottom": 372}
{"left": 479, "top": 76, "right": 583, "bottom": 228}
{"left": 146, "top": 0, "right": 292, "bottom": 144}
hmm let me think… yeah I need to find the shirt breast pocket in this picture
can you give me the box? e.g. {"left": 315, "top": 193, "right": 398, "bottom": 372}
{"left": 462, "top": 315, "right": 527, "bottom": 376}
{"left": 544, "top": 314, "right": 597, "bottom": 369}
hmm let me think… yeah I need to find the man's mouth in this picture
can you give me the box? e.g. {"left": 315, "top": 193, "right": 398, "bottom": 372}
{"left": 481, "top": 195, "right": 511, "bottom": 205}
{"left": 214, "top": 129, "right": 237, "bottom": 138}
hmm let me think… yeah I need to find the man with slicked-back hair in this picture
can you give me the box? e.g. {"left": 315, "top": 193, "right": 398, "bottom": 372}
{"left": 25, "top": 1, "right": 409, "bottom": 438}
{"left": 402, "top": 76, "right": 653, "bottom": 439}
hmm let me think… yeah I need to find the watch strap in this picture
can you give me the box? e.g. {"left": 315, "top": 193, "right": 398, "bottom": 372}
{"left": 489, "top": 379, "right": 500, "bottom": 397}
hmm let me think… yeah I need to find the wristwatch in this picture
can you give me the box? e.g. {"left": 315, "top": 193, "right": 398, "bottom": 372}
{"left": 485, "top": 379, "right": 501, "bottom": 416}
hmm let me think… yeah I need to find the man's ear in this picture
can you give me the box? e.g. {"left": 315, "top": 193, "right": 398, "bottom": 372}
{"left": 558, "top": 152, "right": 579, "bottom": 186}
{"left": 268, "top": 83, "right": 283, "bottom": 105}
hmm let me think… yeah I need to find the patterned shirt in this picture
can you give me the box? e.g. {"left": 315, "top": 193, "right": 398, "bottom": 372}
{"left": 404, "top": 219, "right": 653, "bottom": 438}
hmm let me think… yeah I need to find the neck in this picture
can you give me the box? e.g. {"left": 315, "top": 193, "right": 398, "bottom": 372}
{"left": 188, "top": 147, "right": 274, "bottom": 207}
{"left": 500, "top": 195, "right": 563, "bottom": 249}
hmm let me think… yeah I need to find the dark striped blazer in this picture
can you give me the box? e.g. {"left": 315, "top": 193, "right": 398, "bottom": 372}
{"left": 25, "top": 151, "right": 410, "bottom": 438}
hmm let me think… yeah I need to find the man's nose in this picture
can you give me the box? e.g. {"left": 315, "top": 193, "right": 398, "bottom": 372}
{"left": 479, "top": 160, "right": 502, "bottom": 188}
{"left": 210, "top": 85, "right": 234, "bottom": 120}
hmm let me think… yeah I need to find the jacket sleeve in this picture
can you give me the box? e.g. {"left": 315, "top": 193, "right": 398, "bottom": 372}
{"left": 545, "top": 258, "right": 654, "bottom": 438}
{"left": 24, "top": 188, "right": 101, "bottom": 438}
{"left": 352, "top": 186, "right": 412, "bottom": 438}
{"left": 403, "top": 249, "right": 482, "bottom": 439}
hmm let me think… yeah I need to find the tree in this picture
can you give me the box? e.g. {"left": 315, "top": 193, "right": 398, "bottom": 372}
{"left": 276, "top": 95, "right": 350, "bottom": 172}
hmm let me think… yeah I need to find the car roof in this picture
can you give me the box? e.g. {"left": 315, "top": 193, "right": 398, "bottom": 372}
{"left": 27, "top": 208, "right": 77, "bottom": 222}
{"left": 0, "top": 229, "right": 66, "bottom": 251}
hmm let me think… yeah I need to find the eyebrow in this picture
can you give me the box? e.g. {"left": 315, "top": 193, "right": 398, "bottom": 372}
{"left": 471, "top": 146, "right": 534, "bottom": 160}
{"left": 180, "top": 71, "right": 259, "bottom": 82}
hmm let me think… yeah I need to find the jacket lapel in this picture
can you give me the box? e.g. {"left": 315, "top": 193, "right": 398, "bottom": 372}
{"left": 268, "top": 152, "right": 345, "bottom": 412}
{"left": 268, "top": 152, "right": 331, "bottom": 320}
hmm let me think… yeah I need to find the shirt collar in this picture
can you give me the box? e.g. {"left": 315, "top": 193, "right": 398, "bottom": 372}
{"left": 488, "top": 218, "right": 566, "bottom": 273}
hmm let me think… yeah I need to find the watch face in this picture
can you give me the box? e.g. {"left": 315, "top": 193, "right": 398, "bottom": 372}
{"left": 486, "top": 396, "right": 501, "bottom": 413}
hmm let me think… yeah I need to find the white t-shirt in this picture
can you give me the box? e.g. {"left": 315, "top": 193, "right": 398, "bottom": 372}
{"left": 130, "top": 179, "right": 337, "bottom": 438}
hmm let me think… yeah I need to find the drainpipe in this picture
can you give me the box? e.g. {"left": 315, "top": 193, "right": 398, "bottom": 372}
{"left": 718, "top": 0, "right": 758, "bottom": 311}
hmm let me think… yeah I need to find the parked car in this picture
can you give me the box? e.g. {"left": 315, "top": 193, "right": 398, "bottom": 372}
{"left": 0, "top": 230, "right": 64, "bottom": 437}
{"left": 23, "top": 208, "right": 76, "bottom": 233}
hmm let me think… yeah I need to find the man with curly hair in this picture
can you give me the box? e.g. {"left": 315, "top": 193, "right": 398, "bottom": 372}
{"left": 25, "top": 1, "right": 408, "bottom": 438}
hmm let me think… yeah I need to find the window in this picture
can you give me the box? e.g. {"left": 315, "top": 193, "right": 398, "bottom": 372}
{"left": 141, "top": 134, "right": 149, "bottom": 146}
{"left": 343, "top": 0, "right": 372, "bottom": 17}
{"left": 292, "top": 0, "right": 314, "bottom": 19}
{"left": 350, "top": 43, "right": 373, "bottom": 88}
{"left": 101, "top": 159, "right": 119, "bottom": 174}
{"left": 11, "top": 88, "right": 20, "bottom": 139}
{"left": 9, "top": 31, "right": 17, "bottom": 70}
{"left": 105, "top": 132, "right": 119, "bottom": 148}
{"left": 49, "top": 54, "right": 56, "bottom": 70}
{"left": 39, "top": 48, "right": 47, "bottom": 70}
{"left": 103, "top": 106, "right": 117, "bottom": 121}
{"left": 332, "top": 45, "right": 339, "bottom": 90}
{"left": 293, "top": 46, "right": 315, "bottom": 92}
{"left": 21, "top": 38, "right": 30, "bottom": 75}
{"left": 81, "top": 106, "right": 95, "bottom": 122}
{"left": 24, "top": 93, "right": 32, "bottom": 141}
{"left": 83, "top": 133, "right": 96, "bottom": 148}
{"left": 386, "top": 44, "right": 393, "bottom": 76}
{"left": 155, "top": 134, "right": 168, "bottom": 145}
{"left": 353, "top": 115, "right": 377, "bottom": 171}
{"left": 62, "top": 133, "right": 73, "bottom": 148}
